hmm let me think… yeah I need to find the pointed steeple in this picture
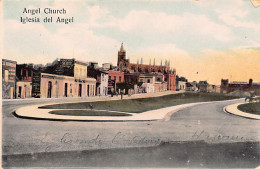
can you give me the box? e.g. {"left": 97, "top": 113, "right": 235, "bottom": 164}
{"left": 120, "top": 42, "right": 124, "bottom": 52}
{"left": 149, "top": 58, "right": 151, "bottom": 65}
{"left": 160, "top": 60, "right": 162, "bottom": 66}
{"left": 153, "top": 58, "right": 155, "bottom": 66}
{"left": 141, "top": 57, "right": 143, "bottom": 64}
{"left": 137, "top": 59, "right": 139, "bottom": 64}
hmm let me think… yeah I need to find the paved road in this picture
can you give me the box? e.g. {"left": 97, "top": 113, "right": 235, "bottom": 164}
{"left": 2, "top": 96, "right": 260, "bottom": 167}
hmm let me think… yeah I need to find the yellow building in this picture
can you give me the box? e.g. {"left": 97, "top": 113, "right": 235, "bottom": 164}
{"left": 40, "top": 60, "right": 96, "bottom": 98}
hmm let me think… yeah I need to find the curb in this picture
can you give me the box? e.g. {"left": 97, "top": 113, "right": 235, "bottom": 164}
{"left": 224, "top": 103, "right": 260, "bottom": 120}
{"left": 15, "top": 99, "right": 242, "bottom": 122}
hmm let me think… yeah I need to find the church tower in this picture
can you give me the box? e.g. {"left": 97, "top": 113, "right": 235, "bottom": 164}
{"left": 117, "top": 43, "right": 126, "bottom": 66}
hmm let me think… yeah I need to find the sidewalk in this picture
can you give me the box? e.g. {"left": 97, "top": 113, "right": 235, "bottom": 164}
{"left": 3, "top": 90, "right": 183, "bottom": 104}
{"left": 224, "top": 103, "right": 260, "bottom": 120}
{"left": 15, "top": 98, "right": 242, "bottom": 122}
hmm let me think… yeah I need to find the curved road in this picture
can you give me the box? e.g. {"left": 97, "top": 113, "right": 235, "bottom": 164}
{"left": 2, "top": 98, "right": 260, "bottom": 167}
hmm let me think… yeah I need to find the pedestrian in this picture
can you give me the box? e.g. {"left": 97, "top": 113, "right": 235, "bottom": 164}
{"left": 121, "top": 91, "right": 123, "bottom": 100}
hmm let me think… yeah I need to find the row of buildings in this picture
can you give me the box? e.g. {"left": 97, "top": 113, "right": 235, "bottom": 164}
{"left": 2, "top": 44, "right": 176, "bottom": 99}
{"left": 2, "top": 43, "right": 260, "bottom": 99}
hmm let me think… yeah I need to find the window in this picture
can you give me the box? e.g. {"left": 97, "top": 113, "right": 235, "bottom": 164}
{"left": 102, "top": 74, "right": 104, "bottom": 81}
{"left": 119, "top": 76, "right": 122, "bottom": 82}
{"left": 28, "top": 70, "right": 31, "bottom": 77}
{"left": 114, "top": 76, "right": 116, "bottom": 81}
{"left": 147, "top": 79, "right": 150, "bottom": 83}
{"left": 4, "top": 70, "right": 9, "bottom": 82}
{"left": 80, "top": 68, "right": 82, "bottom": 78}
{"left": 23, "top": 69, "right": 26, "bottom": 76}
{"left": 109, "top": 76, "right": 111, "bottom": 80}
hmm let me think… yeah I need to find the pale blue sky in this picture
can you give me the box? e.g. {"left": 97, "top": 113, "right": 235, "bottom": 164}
{"left": 3, "top": 0, "right": 260, "bottom": 84}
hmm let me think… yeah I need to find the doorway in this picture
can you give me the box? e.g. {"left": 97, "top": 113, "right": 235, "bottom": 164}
{"left": 87, "top": 84, "right": 90, "bottom": 96}
{"left": 47, "top": 81, "right": 52, "bottom": 98}
{"left": 64, "top": 83, "right": 68, "bottom": 97}
{"left": 18, "top": 86, "right": 22, "bottom": 98}
{"left": 78, "top": 84, "right": 82, "bottom": 97}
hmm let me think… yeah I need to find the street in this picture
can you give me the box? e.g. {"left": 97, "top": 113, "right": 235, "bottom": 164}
{"left": 2, "top": 96, "right": 260, "bottom": 168}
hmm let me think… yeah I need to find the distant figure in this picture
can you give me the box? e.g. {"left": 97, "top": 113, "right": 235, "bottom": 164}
{"left": 89, "top": 103, "right": 93, "bottom": 110}
{"left": 120, "top": 91, "right": 123, "bottom": 100}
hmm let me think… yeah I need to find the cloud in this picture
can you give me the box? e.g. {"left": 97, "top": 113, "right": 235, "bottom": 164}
{"left": 200, "top": 0, "right": 260, "bottom": 32}
{"left": 88, "top": 7, "right": 234, "bottom": 42}
{"left": 218, "top": 14, "right": 260, "bottom": 32}
{"left": 4, "top": 19, "right": 119, "bottom": 65}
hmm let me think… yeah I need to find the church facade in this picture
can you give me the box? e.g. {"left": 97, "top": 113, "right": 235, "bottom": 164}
{"left": 117, "top": 43, "right": 176, "bottom": 91}
{"left": 117, "top": 43, "right": 170, "bottom": 73}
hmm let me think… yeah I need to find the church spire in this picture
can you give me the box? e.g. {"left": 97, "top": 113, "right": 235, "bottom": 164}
{"left": 120, "top": 42, "right": 124, "bottom": 52}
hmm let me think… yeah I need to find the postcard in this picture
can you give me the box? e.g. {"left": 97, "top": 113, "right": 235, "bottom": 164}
{"left": 1, "top": 0, "right": 260, "bottom": 168}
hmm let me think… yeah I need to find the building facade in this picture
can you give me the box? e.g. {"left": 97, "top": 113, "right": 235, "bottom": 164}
{"left": 37, "top": 59, "right": 96, "bottom": 98}
{"left": 117, "top": 43, "right": 176, "bottom": 91}
{"left": 105, "top": 70, "right": 124, "bottom": 94}
{"left": 40, "top": 73, "right": 96, "bottom": 98}
{"left": 2, "top": 59, "right": 17, "bottom": 99}
{"left": 16, "top": 64, "right": 33, "bottom": 98}
{"left": 87, "top": 63, "right": 108, "bottom": 96}
{"left": 117, "top": 43, "right": 170, "bottom": 74}
{"left": 165, "top": 74, "right": 176, "bottom": 90}
{"left": 221, "top": 79, "right": 260, "bottom": 95}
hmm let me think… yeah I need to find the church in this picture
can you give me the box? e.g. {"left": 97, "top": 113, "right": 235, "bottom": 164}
{"left": 117, "top": 43, "right": 171, "bottom": 74}
{"left": 117, "top": 43, "right": 176, "bottom": 91}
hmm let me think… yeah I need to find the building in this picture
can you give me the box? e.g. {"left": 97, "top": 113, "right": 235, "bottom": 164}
{"left": 176, "top": 76, "right": 187, "bottom": 91}
{"left": 221, "top": 79, "right": 260, "bottom": 95}
{"left": 105, "top": 70, "right": 124, "bottom": 94}
{"left": 2, "top": 59, "right": 17, "bottom": 99}
{"left": 165, "top": 74, "right": 176, "bottom": 90}
{"left": 186, "top": 81, "right": 198, "bottom": 91}
{"left": 102, "top": 63, "right": 112, "bottom": 70}
{"left": 37, "top": 59, "right": 96, "bottom": 98}
{"left": 135, "top": 73, "right": 167, "bottom": 93}
{"left": 124, "top": 73, "right": 140, "bottom": 84}
{"left": 177, "top": 81, "right": 186, "bottom": 91}
{"left": 16, "top": 64, "right": 33, "bottom": 98}
{"left": 185, "top": 82, "right": 194, "bottom": 91}
{"left": 117, "top": 43, "right": 176, "bottom": 91}
{"left": 197, "top": 81, "right": 209, "bottom": 92}
{"left": 40, "top": 73, "right": 96, "bottom": 98}
{"left": 138, "top": 73, "right": 164, "bottom": 83}
{"left": 88, "top": 62, "right": 108, "bottom": 96}
{"left": 117, "top": 43, "right": 170, "bottom": 74}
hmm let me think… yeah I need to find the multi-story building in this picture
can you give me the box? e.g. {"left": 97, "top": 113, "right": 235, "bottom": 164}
{"left": 2, "top": 59, "right": 17, "bottom": 99}
{"left": 36, "top": 58, "right": 96, "bottom": 98}
{"left": 16, "top": 64, "right": 33, "bottom": 98}
{"left": 165, "top": 74, "right": 176, "bottom": 91}
{"left": 117, "top": 43, "right": 170, "bottom": 73}
{"left": 105, "top": 70, "right": 124, "bottom": 94}
{"left": 117, "top": 43, "right": 176, "bottom": 91}
{"left": 88, "top": 62, "right": 108, "bottom": 96}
